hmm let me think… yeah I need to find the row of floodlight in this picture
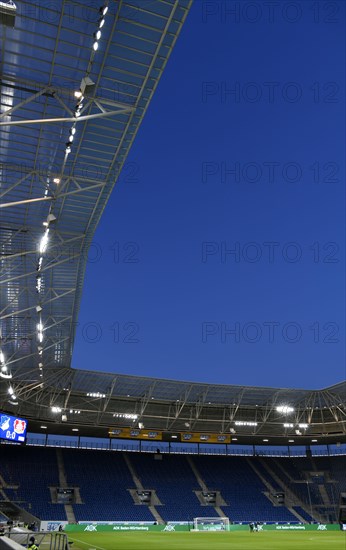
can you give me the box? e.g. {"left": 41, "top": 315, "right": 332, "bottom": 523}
{"left": 283, "top": 423, "right": 309, "bottom": 429}
{"left": 231, "top": 437, "right": 319, "bottom": 443}
{"left": 65, "top": 3, "right": 109, "bottom": 157}
{"left": 34, "top": 210, "right": 58, "bottom": 381}
{"left": 33, "top": 4, "right": 109, "bottom": 382}
{"left": 50, "top": 407, "right": 138, "bottom": 419}
{"left": 34, "top": 3, "right": 109, "bottom": 382}
{"left": 113, "top": 413, "right": 138, "bottom": 420}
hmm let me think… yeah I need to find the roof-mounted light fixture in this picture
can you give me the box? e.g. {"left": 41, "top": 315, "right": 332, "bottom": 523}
{"left": 8, "top": 385, "right": 18, "bottom": 404}
{"left": 234, "top": 421, "right": 258, "bottom": 427}
{"left": 276, "top": 405, "right": 294, "bottom": 414}
{"left": 99, "top": 4, "right": 108, "bottom": 16}
{"left": 0, "top": 351, "right": 12, "bottom": 379}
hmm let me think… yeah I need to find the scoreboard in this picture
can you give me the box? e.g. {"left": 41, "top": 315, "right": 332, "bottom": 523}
{"left": 0, "top": 413, "right": 27, "bottom": 443}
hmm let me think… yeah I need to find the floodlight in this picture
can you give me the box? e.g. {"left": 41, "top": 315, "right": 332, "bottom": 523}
{"left": 39, "top": 229, "right": 49, "bottom": 254}
{"left": 234, "top": 421, "right": 257, "bottom": 427}
{"left": 276, "top": 405, "right": 294, "bottom": 414}
{"left": 0, "top": 369, "right": 12, "bottom": 379}
{"left": 113, "top": 413, "right": 138, "bottom": 420}
{"left": 46, "top": 213, "right": 56, "bottom": 224}
{"left": 0, "top": 1, "right": 17, "bottom": 28}
{"left": 8, "top": 398, "right": 18, "bottom": 405}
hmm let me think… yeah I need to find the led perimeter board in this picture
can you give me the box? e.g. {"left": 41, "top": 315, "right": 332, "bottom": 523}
{"left": 0, "top": 412, "right": 27, "bottom": 443}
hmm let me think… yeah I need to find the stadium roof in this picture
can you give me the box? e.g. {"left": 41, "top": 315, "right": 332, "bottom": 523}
{"left": 2, "top": 367, "right": 346, "bottom": 445}
{"left": 0, "top": 1, "right": 345, "bottom": 447}
{"left": 0, "top": 1, "right": 191, "bottom": 378}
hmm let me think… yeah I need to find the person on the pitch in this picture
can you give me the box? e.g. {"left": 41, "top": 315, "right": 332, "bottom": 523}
{"left": 27, "top": 535, "right": 39, "bottom": 549}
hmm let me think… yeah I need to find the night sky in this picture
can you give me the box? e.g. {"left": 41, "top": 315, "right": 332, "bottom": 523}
{"left": 71, "top": 1, "right": 345, "bottom": 390}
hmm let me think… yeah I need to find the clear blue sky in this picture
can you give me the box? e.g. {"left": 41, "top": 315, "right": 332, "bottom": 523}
{"left": 72, "top": 1, "right": 345, "bottom": 389}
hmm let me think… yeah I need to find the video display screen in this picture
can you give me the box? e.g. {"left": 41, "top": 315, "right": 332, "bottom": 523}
{"left": 0, "top": 413, "right": 27, "bottom": 443}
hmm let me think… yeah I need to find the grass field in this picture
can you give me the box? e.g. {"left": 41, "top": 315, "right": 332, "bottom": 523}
{"left": 66, "top": 530, "right": 346, "bottom": 550}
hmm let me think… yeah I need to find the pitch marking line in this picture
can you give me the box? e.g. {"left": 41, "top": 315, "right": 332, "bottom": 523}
{"left": 67, "top": 536, "right": 106, "bottom": 550}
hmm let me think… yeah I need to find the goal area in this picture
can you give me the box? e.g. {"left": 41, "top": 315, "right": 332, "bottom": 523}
{"left": 192, "top": 517, "right": 230, "bottom": 531}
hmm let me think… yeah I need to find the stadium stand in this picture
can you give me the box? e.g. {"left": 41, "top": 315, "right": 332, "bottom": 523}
{"left": 258, "top": 456, "right": 344, "bottom": 522}
{"left": 129, "top": 453, "right": 212, "bottom": 522}
{"left": 0, "top": 445, "right": 344, "bottom": 523}
{"left": 193, "top": 455, "right": 298, "bottom": 523}
{"left": 62, "top": 449, "right": 155, "bottom": 522}
{"left": 0, "top": 445, "right": 66, "bottom": 520}
{"left": 328, "top": 456, "right": 346, "bottom": 494}
{"left": 292, "top": 506, "right": 314, "bottom": 522}
{"left": 248, "top": 457, "right": 283, "bottom": 492}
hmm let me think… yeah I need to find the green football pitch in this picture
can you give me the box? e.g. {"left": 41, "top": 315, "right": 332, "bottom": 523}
{"left": 67, "top": 530, "right": 346, "bottom": 550}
